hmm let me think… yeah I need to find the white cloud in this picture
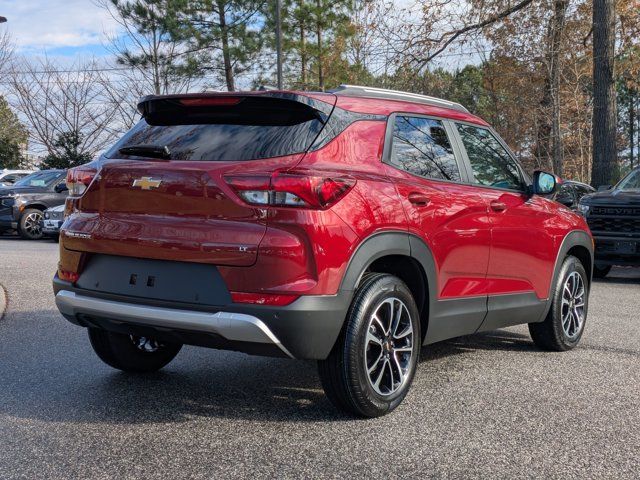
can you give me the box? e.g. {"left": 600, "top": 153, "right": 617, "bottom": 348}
{"left": 1, "top": 0, "right": 119, "bottom": 52}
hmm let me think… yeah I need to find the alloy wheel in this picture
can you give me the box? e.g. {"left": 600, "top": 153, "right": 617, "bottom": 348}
{"left": 24, "top": 212, "right": 43, "bottom": 236}
{"left": 364, "top": 297, "right": 414, "bottom": 396}
{"left": 561, "top": 271, "right": 586, "bottom": 339}
{"left": 130, "top": 335, "right": 162, "bottom": 353}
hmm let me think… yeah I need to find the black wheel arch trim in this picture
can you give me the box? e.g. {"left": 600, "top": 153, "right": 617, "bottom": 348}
{"left": 339, "top": 231, "right": 438, "bottom": 296}
{"left": 534, "top": 229, "right": 593, "bottom": 323}
{"left": 338, "top": 231, "right": 439, "bottom": 341}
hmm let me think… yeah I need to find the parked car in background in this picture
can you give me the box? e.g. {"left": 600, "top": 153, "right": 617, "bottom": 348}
{"left": 0, "top": 169, "right": 36, "bottom": 187}
{"left": 53, "top": 86, "right": 593, "bottom": 417}
{"left": 41, "top": 204, "right": 65, "bottom": 240}
{"left": 578, "top": 167, "right": 640, "bottom": 277}
{"left": 0, "top": 169, "right": 68, "bottom": 239}
{"left": 553, "top": 180, "right": 596, "bottom": 210}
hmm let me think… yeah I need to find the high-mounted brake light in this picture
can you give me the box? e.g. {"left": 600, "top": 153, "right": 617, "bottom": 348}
{"left": 224, "top": 171, "right": 356, "bottom": 210}
{"left": 179, "top": 97, "right": 242, "bottom": 107}
{"left": 66, "top": 166, "right": 97, "bottom": 196}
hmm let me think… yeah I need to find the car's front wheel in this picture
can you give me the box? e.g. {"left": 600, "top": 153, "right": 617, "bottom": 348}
{"left": 18, "top": 208, "right": 44, "bottom": 240}
{"left": 529, "top": 255, "right": 589, "bottom": 351}
{"left": 318, "top": 273, "right": 421, "bottom": 417}
{"left": 88, "top": 329, "right": 182, "bottom": 373}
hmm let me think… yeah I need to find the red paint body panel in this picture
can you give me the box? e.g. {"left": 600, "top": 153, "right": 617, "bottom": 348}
{"left": 386, "top": 166, "right": 492, "bottom": 299}
{"left": 59, "top": 90, "right": 591, "bottom": 309}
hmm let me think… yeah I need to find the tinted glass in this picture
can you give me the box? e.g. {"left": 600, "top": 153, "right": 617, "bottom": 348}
{"left": 456, "top": 124, "right": 525, "bottom": 190}
{"left": 390, "top": 116, "right": 460, "bottom": 181}
{"left": 105, "top": 98, "right": 325, "bottom": 162}
{"left": 575, "top": 185, "right": 593, "bottom": 199}
{"left": 616, "top": 169, "right": 640, "bottom": 191}
{"left": 14, "top": 171, "right": 64, "bottom": 187}
{"left": 556, "top": 184, "right": 575, "bottom": 204}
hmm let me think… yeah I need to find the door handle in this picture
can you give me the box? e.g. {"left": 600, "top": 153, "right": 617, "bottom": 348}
{"left": 408, "top": 193, "right": 431, "bottom": 206}
{"left": 490, "top": 200, "right": 507, "bottom": 212}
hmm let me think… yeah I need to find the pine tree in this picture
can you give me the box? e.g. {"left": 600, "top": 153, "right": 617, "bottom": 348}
{"left": 185, "top": 0, "right": 264, "bottom": 91}
{"left": 103, "top": 0, "right": 201, "bottom": 94}
{"left": 0, "top": 96, "right": 27, "bottom": 169}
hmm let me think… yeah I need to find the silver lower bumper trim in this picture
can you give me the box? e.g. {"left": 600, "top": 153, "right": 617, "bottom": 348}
{"left": 55, "top": 290, "right": 294, "bottom": 358}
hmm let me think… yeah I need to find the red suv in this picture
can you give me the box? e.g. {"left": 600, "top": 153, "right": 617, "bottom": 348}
{"left": 53, "top": 85, "right": 593, "bottom": 417}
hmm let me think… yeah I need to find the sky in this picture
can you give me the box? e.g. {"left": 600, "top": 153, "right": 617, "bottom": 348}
{"left": 0, "top": 0, "right": 118, "bottom": 58}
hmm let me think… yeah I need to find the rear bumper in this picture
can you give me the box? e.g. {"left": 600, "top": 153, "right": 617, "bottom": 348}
{"left": 53, "top": 275, "right": 351, "bottom": 360}
{"left": 593, "top": 235, "right": 640, "bottom": 266}
{"left": 56, "top": 290, "right": 295, "bottom": 358}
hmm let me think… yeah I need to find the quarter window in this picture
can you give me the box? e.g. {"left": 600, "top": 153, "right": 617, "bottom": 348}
{"left": 456, "top": 124, "right": 525, "bottom": 191}
{"left": 390, "top": 116, "right": 461, "bottom": 182}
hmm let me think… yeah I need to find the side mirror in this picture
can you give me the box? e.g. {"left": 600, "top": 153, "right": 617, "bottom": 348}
{"left": 532, "top": 170, "right": 559, "bottom": 195}
{"left": 54, "top": 183, "right": 68, "bottom": 193}
{"left": 597, "top": 185, "right": 612, "bottom": 191}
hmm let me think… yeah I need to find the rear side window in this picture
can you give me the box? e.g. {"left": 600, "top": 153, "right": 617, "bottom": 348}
{"left": 456, "top": 124, "right": 525, "bottom": 191}
{"left": 105, "top": 97, "right": 326, "bottom": 162}
{"left": 389, "top": 116, "right": 461, "bottom": 181}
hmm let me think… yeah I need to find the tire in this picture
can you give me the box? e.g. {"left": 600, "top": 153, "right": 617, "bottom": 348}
{"left": 592, "top": 264, "right": 611, "bottom": 279}
{"left": 88, "top": 328, "right": 182, "bottom": 373}
{"left": 18, "top": 208, "right": 44, "bottom": 240}
{"left": 529, "top": 255, "right": 588, "bottom": 351}
{"left": 318, "top": 273, "right": 421, "bottom": 417}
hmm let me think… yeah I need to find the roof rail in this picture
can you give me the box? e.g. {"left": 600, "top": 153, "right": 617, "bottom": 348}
{"left": 328, "top": 84, "right": 469, "bottom": 113}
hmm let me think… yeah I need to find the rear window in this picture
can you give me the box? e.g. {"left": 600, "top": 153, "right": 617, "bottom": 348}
{"left": 105, "top": 96, "right": 326, "bottom": 162}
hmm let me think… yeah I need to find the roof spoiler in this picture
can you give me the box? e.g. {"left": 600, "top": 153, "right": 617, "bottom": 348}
{"left": 136, "top": 92, "right": 336, "bottom": 126}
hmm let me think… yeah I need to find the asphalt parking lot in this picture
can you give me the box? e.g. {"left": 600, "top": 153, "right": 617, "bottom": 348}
{"left": 1, "top": 236, "right": 639, "bottom": 479}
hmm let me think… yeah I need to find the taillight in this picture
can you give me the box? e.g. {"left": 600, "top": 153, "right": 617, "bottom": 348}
{"left": 66, "top": 166, "right": 97, "bottom": 196}
{"left": 224, "top": 171, "right": 356, "bottom": 209}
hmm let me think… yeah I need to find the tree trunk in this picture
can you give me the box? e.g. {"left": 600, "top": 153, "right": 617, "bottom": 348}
{"left": 538, "top": 0, "right": 568, "bottom": 175}
{"left": 217, "top": 0, "right": 235, "bottom": 92}
{"left": 300, "top": 20, "right": 307, "bottom": 86}
{"left": 637, "top": 96, "right": 640, "bottom": 168}
{"left": 591, "top": 0, "right": 617, "bottom": 187}
{"left": 549, "top": 0, "right": 568, "bottom": 177}
{"left": 630, "top": 89, "right": 635, "bottom": 169}
{"left": 315, "top": 0, "right": 324, "bottom": 90}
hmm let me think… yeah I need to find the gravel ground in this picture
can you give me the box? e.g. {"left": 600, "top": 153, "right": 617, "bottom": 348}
{"left": 0, "top": 236, "right": 639, "bottom": 479}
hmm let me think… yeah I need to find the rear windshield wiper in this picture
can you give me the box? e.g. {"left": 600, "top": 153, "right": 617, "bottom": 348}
{"left": 118, "top": 144, "right": 171, "bottom": 160}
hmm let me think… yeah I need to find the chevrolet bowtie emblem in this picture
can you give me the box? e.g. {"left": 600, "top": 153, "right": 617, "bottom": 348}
{"left": 132, "top": 177, "right": 162, "bottom": 190}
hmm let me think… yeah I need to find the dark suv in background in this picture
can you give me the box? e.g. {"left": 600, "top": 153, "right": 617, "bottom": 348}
{"left": 0, "top": 170, "right": 68, "bottom": 239}
{"left": 579, "top": 167, "right": 640, "bottom": 277}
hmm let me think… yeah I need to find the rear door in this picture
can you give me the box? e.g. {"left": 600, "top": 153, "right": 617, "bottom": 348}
{"left": 451, "top": 122, "right": 556, "bottom": 328}
{"left": 383, "top": 114, "right": 492, "bottom": 342}
{"left": 64, "top": 93, "right": 336, "bottom": 266}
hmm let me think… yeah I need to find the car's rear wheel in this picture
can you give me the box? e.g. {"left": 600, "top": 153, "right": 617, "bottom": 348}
{"left": 88, "top": 328, "right": 182, "bottom": 373}
{"left": 18, "top": 208, "right": 44, "bottom": 240}
{"left": 592, "top": 264, "right": 611, "bottom": 279}
{"left": 529, "top": 255, "right": 588, "bottom": 351}
{"left": 318, "top": 273, "right": 421, "bottom": 417}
